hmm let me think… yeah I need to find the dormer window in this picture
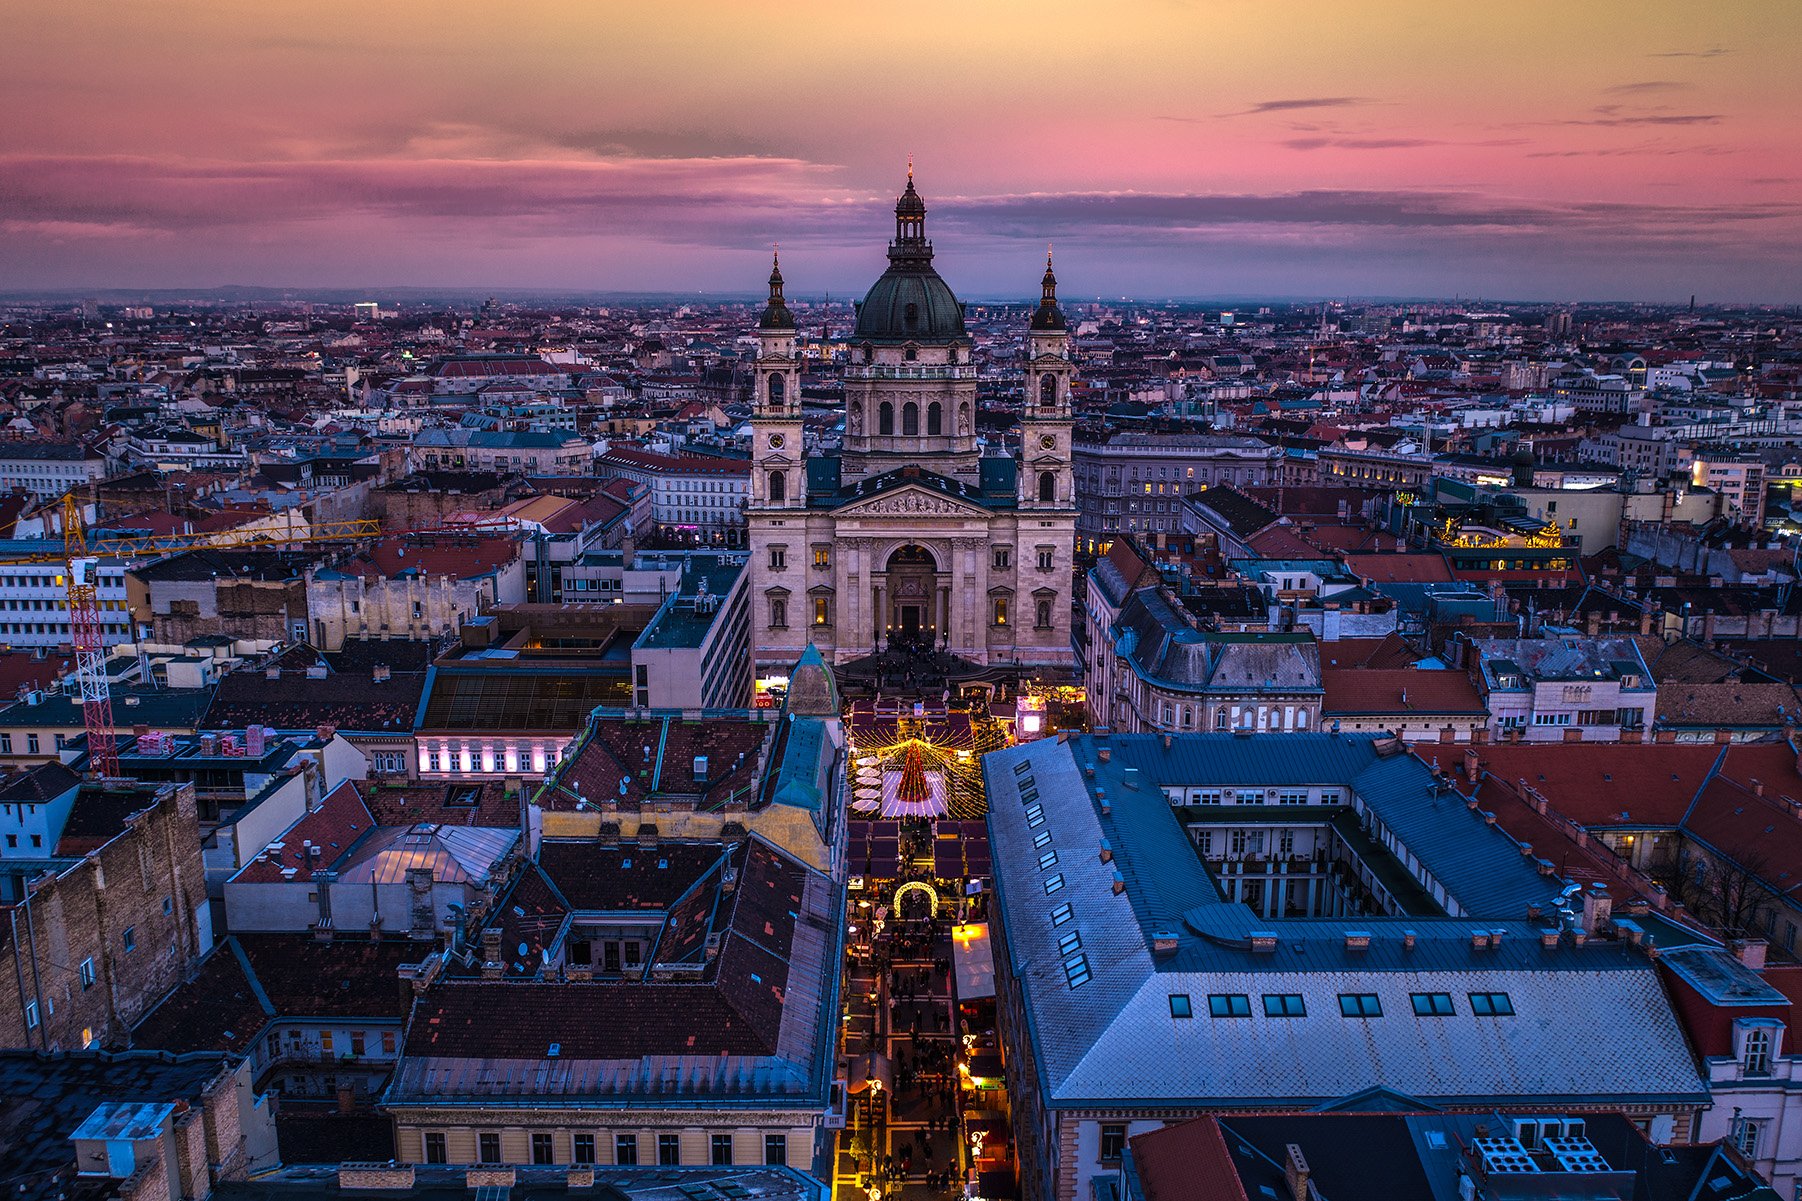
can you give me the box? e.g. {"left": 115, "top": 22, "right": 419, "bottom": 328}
{"left": 1736, "top": 1019, "right": 1783, "bottom": 1075}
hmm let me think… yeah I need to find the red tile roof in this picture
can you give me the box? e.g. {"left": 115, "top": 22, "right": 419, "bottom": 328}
{"left": 1130, "top": 1117, "right": 1248, "bottom": 1201}
{"left": 1342, "top": 553, "right": 1455, "bottom": 584}
{"left": 1471, "top": 744, "right": 1721, "bottom": 827}
{"left": 1321, "top": 668, "right": 1486, "bottom": 716}
{"left": 233, "top": 780, "right": 376, "bottom": 883}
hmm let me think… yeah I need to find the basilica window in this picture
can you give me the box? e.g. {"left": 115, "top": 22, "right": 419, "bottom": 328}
{"left": 1040, "top": 375, "right": 1057, "bottom": 407}
{"left": 1038, "top": 471, "right": 1056, "bottom": 503}
{"left": 903, "top": 402, "right": 920, "bottom": 436}
{"left": 767, "top": 373, "right": 784, "bottom": 404}
{"left": 813, "top": 597, "right": 831, "bottom": 627}
{"left": 992, "top": 597, "right": 1009, "bottom": 626}
{"left": 768, "top": 546, "right": 786, "bottom": 570}
{"left": 928, "top": 401, "right": 943, "bottom": 435}
{"left": 992, "top": 547, "right": 1011, "bottom": 570}
{"left": 768, "top": 470, "right": 785, "bottom": 503}
{"left": 879, "top": 402, "right": 894, "bottom": 435}
{"left": 1037, "top": 547, "right": 1055, "bottom": 571}
{"left": 812, "top": 546, "right": 831, "bottom": 569}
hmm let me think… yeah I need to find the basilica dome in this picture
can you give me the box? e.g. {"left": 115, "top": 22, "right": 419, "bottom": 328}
{"left": 852, "top": 174, "right": 969, "bottom": 345}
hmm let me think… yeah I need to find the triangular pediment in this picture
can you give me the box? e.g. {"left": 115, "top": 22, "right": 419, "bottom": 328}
{"left": 831, "top": 482, "right": 989, "bottom": 519}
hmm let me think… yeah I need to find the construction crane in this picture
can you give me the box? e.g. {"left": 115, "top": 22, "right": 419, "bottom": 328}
{"left": 0, "top": 497, "right": 390, "bottom": 779}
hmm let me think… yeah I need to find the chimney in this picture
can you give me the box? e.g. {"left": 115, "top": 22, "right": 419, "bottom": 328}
{"left": 372, "top": 664, "right": 391, "bottom": 684}
{"left": 1580, "top": 885, "right": 1611, "bottom": 934}
{"left": 1750, "top": 778, "right": 1765, "bottom": 797}
{"left": 1731, "top": 938, "right": 1768, "bottom": 971}
{"left": 481, "top": 927, "right": 504, "bottom": 979}
{"left": 1402, "top": 929, "right": 1417, "bottom": 952}
{"left": 1283, "top": 1145, "right": 1311, "bottom": 1201}
{"left": 1540, "top": 927, "right": 1560, "bottom": 949}
{"left": 1462, "top": 747, "right": 1480, "bottom": 785}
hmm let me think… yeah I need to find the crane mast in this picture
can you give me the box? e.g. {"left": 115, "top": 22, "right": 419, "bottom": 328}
{"left": 63, "top": 494, "right": 118, "bottom": 778}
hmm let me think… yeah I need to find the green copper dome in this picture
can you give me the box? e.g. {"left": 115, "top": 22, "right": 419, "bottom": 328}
{"left": 852, "top": 174, "right": 968, "bottom": 345}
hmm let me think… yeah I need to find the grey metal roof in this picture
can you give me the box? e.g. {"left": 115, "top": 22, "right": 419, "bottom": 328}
{"left": 983, "top": 735, "right": 1708, "bottom": 1113}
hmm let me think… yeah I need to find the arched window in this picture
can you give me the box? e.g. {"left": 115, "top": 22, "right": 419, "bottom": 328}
{"left": 879, "top": 402, "right": 894, "bottom": 435}
{"left": 927, "top": 402, "right": 943, "bottom": 435}
{"left": 949, "top": 346, "right": 960, "bottom": 364}
{"left": 1040, "top": 375, "right": 1057, "bottom": 407}
{"left": 768, "top": 471, "right": 785, "bottom": 503}
{"left": 767, "top": 373, "right": 785, "bottom": 405}
{"left": 903, "top": 403, "right": 920, "bottom": 436}
{"left": 862, "top": 343, "right": 874, "bottom": 364}
{"left": 904, "top": 343, "right": 918, "bottom": 361}
{"left": 1038, "top": 471, "right": 1056, "bottom": 503}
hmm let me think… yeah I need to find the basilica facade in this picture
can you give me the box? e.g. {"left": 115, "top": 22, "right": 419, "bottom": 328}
{"left": 747, "top": 174, "right": 1077, "bottom": 678}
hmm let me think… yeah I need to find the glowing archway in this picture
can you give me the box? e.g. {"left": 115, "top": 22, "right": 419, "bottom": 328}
{"left": 894, "top": 880, "right": 940, "bottom": 918}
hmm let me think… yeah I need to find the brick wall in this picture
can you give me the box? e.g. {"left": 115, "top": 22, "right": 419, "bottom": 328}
{"left": 0, "top": 782, "right": 206, "bottom": 1049}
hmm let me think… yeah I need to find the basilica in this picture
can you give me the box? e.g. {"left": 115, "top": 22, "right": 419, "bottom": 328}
{"left": 747, "top": 173, "right": 1077, "bottom": 677}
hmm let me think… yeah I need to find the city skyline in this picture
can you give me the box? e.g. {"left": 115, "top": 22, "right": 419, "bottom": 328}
{"left": 4, "top": 1, "right": 1800, "bottom": 301}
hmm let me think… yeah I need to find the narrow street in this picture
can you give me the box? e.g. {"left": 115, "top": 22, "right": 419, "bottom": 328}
{"left": 837, "top": 908, "right": 978, "bottom": 1201}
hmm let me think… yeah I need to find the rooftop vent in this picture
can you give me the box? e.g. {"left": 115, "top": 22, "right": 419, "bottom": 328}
{"left": 1248, "top": 931, "right": 1279, "bottom": 953}
{"left": 1150, "top": 931, "right": 1179, "bottom": 957}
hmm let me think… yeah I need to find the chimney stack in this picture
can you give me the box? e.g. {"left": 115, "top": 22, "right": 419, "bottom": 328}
{"left": 1462, "top": 747, "right": 1480, "bottom": 785}
{"left": 1283, "top": 1145, "right": 1311, "bottom": 1201}
{"left": 1580, "top": 883, "right": 1612, "bottom": 935}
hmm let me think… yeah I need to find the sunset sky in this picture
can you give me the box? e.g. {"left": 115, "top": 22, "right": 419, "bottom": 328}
{"left": 4, "top": 1, "right": 1799, "bottom": 301}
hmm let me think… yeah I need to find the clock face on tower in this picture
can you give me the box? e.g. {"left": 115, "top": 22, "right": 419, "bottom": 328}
{"left": 768, "top": 433, "right": 786, "bottom": 450}
{"left": 1039, "top": 434, "right": 1057, "bottom": 450}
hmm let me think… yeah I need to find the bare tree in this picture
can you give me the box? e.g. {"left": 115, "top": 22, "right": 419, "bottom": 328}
{"left": 1662, "top": 843, "right": 1779, "bottom": 937}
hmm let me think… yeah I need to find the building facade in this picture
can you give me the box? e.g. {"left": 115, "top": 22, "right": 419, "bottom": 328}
{"left": 1071, "top": 433, "right": 1282, "bottom": 550}
{"left": 747, "top": 177, "right": 1076, "bottom": 674}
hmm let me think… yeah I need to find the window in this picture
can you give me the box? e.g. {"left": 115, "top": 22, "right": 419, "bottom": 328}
{"left": 927, "top": 402, "right": 943, "bottom": 435}
{"left": 879, "top": 402, "right": 894, "bottom": 434}
{"left": 1263, "top": 994, "right": 1306, "bottom": 1018}
{"left": 768, "top": 597, "right": 787, "bottom": 628}
{"left": 573, "top": 1134, "right": 596, "bottom": 1165}
{"left": 764, "top": 1134, "right": 788, "bottom": 1166}
{"left": 26, "top": 734, "right": 38, "bottom": 755}
{"left": 1050, "top": 902, "right": 1073, "bottom": 927}
{"left": 1041, "top": 375, "right": 1058, "bottom": 407}
{"left": 1037, "top": 548, "right": 1055, "bottom": 571}
{"left": 79, "top": 958, "right": 95, "bottom": 989}
{"left": 1169, "top": 994, "right": 1193, "bottom": 1019}
{"left": 1743, "top": 1025, "right": 1775, "bottom": 1074}
{"left": 903, "top": 402, "right": 920, "bottom": 435}
{"left": 768, "top": 470, "right": 786, "bottom": 503}
{"left": 768, "top": 546, "right": 786, "bottom": 570}
{"left": 993, "top": 597, "right": 1008, "bottom": 626}
{"left": 350, "top": 1031, "right": 366, "bottom": 1056}
{"left": 1038, "top": 471, "right": 1056, "bottom": 503}
{"left": 813, "top": 596, "right": 830, "bottom": 626}
{"left": 711, "top": 1134, "right": 734, "bottom": 1166}
{"left": 615, "top": 1134, "right": 638, "bottom": 1165}
{"left": 0, "top": 734, "right": 9, "bottom": 754}
{"left": 1339, "top": 994, "right": 1382, "bottom": 1018}
{"left": 1033, "top": 830, "right": 1052, "bottom": 849}
{"left": 1044, "top": 873, "right": 1065, "bottom": 895}
{"left": 1468, "top": 992, "right": 1514, "bottom": 1016}
{"left": 478, "top": 1132, "right": 501, "bottom": 1164}
{"left": 423, "top": 1132, "right": 447, "bottom": 1164}
{"left": 1276, "top": 790, "right": 1309, "bottom": 806}
{"left": 1410, "top": 993, "right": 1455, "bottom": 1017}
{"left": 1099, "top": 1124, "right": 1127, "bottom": 1163}
{"left": 1057, "top": 930, "right": 1082, "bottom": 957}
{"left": 321, "top": 1030, "right": 334, "bottom": 1054}
{"left": 1208, "top": 994, "right": 1252, "bottom": 1018}
{"left": 1065, "top": 955, "right": 1091, "bottom": 987}
{"left": 813, "top": 546, "right": 831, "bottom": 569}
{"left": 659, "top": 1133, "right": 681, "bottom": 1165}
{"left": 1038, "top": 850, "right": 1059, "bottom": 870}
{"left": 382, "top": 1030, "right": 396, "bottom": 1055}
{"left": 993, "top": 547, "right": 1011, "bottom": 570}
{"left": 1731, "top": 1117, "right": 1765, "bottom": 1159}
{"left": 532, "top": 1132, "right": 555, "bottom": 1165}
{"left": 23, "top": 1000, "right": 37, "bottom": 1030}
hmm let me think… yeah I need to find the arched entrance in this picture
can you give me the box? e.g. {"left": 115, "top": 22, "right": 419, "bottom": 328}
{"left": 894, "top": 880, "right": 939, "bottom": 919}
{"left": 881, "top": 544, "right": 941, "bottom": 651}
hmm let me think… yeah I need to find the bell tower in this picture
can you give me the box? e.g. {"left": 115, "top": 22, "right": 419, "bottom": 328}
{"left": 1021, "top": 249, "right": 1074, "bottom": 512}
{"left": 752, "top": 249, "right": 803, "bottom": 511}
